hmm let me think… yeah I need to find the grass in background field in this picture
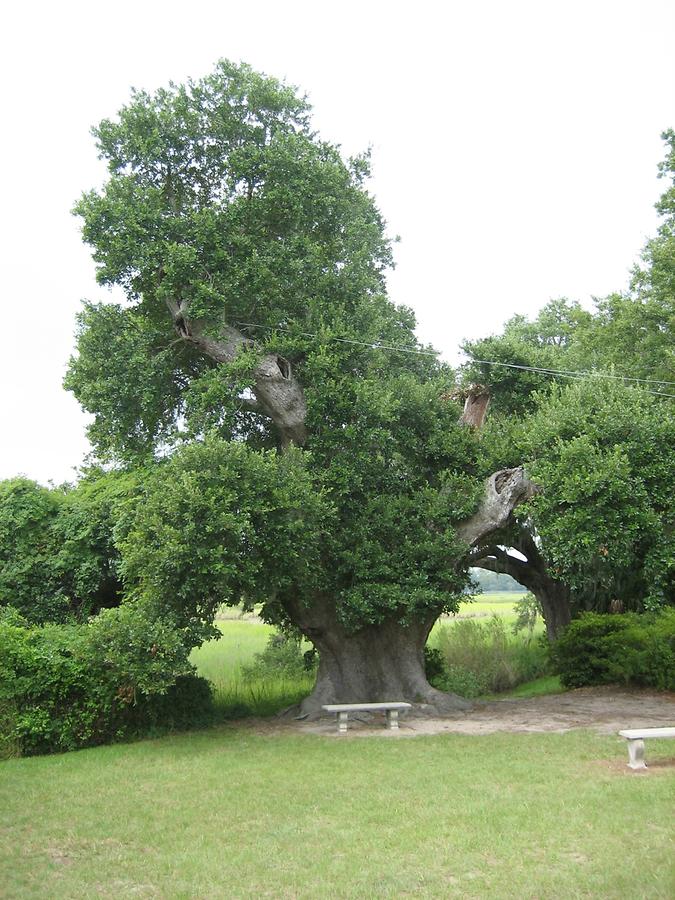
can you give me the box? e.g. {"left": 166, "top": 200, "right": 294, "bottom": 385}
{"left": 452, "top": 591, "right": 531, "bottom": 627}
{"left": 191, "top": 619, "right": 274, "bottom": 683}
{"left": 2, "top": 727, "right": 673, "bottom": 898}
{"left": 190, "top": 620, "right": 314, "bottom": 717}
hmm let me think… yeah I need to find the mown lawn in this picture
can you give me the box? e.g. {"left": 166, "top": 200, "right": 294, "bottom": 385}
{"left": 1, "top": 726, "right": 673, "bottom": 898}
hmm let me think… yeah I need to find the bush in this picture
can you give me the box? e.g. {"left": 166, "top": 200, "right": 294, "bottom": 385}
{"left": 551, "top": 609, "right": 675, "bottom": 690}
{"left": 0, "top": 604, "right": 214, "bottom": 757}
{"left": 431, "top": 615, "right": 550, "bottom": 697}
{"left": 432, "top": 665, "right": 490, "bottom": 699}
{"left": 126, "top": 674, "right": 215, "bottom": 733}
{"left": 423, "top": 646, "right": 446, "bottom": 683}
{"left": 241, "top": 632, "right": 317, "bottom": 681}
{"left": 0, "top": 472, "right": 134, "bottom": 625}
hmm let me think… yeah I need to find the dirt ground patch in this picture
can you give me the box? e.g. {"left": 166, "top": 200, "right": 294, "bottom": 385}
{"left": 228, "top": 686, "right": 675, "bottom": 739}
{"left": 386, "top": 685, "right": 675, "bottom": 738}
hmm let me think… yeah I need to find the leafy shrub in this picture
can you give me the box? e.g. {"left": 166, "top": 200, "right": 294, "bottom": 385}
{"left": 0, "top": 480, "right": 68, "bottom": 623}
{"left": 551, "top": 609, "right": 675, "bottom": 690}
{"left": 431, "top": 615, "right": 550, "bottom": 696}
{"left": 0, "top": 604, "right": 213, "bottom": 757}
{"left": 423, "top": 646, "right": 446, "bottom": 682}
{"left": 127, "top": 674, "right": 215, "bottom": 733}
{"left": 0, "top": 472, "right": 136, "bottom": 625}
{"left": 431, "top": 664, "right": 490, "bottom": 699}
{"left": 640, "top": 610, "right": 675, "bottom": 690}
{"left": 241, "top": 632, "right": 317, "bottom": 681}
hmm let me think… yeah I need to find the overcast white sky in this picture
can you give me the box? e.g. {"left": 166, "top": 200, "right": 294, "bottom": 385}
{"left": 2, "top": 0, "right": 674, "bottom": 484}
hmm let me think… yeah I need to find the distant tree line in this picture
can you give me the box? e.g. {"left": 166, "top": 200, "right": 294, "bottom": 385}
{"left": 469, "top": 569, "right": 526, "bottom": 593}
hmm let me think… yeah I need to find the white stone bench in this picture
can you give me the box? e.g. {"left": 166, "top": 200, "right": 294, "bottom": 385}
{"left": 618, "top": 727, "right": 675, "bottom": 769}
{"left": 322, "top": 702, "right": 412, "bottom": 733}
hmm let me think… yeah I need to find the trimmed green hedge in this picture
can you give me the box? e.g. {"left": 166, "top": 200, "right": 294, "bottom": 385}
{"left": 551, "top": 609, "right": 675, "bottom": 690}
{"left": 0, "top": 605, "right": 214, "bottom": 757}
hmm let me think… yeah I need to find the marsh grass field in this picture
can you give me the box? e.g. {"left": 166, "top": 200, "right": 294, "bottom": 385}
{"left": 450, "top": 592, "right": 527, "bottom": 621}
{"left": 191, "top": 619, "right": 316, "bottom": 717}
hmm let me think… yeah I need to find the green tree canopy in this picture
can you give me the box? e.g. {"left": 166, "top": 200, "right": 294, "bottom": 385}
{"left": 0, "top": 471, "right": 134, "bottom": 623}
{"left": 523, "top": 379, "right": 675, "bottom": 611}
{"left": 65, "top": 60, "right": 531, "bottom": 714}
{"left": 462, "top": 131, "right": 675, "bottom": 631}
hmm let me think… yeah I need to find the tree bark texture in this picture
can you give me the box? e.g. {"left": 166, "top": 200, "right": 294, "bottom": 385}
{"left": 472, "top": 528, "right": 571, "bottom": 640}
{"left": 459, "top": 384, "right": 491, "bottom": 428}
{"left": 167, "top": 299, "right": 308, "bottom": 447}
{"left": 456, "top": 467, "right": 538, "bottom": 548}
{"left": 286, "top": 598, "right": 471, "bottom": 718}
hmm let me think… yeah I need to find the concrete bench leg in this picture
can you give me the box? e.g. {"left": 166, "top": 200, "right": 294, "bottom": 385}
{"left": 386, "top": 710, "right": 399, "bottom": 730}
{"left": 627, "top": 739, "right": 647, "bottom": 770}
{"left": 337, "top": 711, "right": 349, "bottom": 734}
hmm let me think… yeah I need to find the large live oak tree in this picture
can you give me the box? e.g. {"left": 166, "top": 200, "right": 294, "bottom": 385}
{"left": 67, "top": 61, "right": 533, "bottom": 715}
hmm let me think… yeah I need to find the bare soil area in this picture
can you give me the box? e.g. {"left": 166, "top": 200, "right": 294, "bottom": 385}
{"left": 395, "top": 686, "right": 675, "bottom": 737}
{"left": 286, "top": 686, "right": 675, "bottom": 738}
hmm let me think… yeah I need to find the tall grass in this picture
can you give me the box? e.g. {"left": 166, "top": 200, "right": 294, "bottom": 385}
{"left": 430, "top": 615, "right": 550, "bottom": 697}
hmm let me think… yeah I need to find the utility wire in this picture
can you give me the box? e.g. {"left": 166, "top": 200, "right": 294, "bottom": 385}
{"left": 234, "top": 321, "right": 675, "bottom": 399}
{"left": 469, "top": 358, "right": 675, "bottom": 388}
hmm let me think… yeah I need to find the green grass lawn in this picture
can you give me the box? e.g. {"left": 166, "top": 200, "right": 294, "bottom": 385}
{"left": 1, "top": 726, "right": 673, "bottom": 898}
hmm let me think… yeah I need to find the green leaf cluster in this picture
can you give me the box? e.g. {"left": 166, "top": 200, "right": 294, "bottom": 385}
{"left": 0, "top": 472, "right": 136, "bottom": 623}
{"left": 116, "top": 440, "right": 331, "bottom": 638}
{"left": 551, "top": 609, "right": 675, "bottom": 690}
{"left": 523, "top": 379, "right": 675, "bottom": 610}
{"left": 0, "top": 604, "right": 210, "bottom": 756}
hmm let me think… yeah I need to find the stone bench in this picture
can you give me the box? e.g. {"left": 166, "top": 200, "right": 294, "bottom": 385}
{"left": 321, "top": 702, "right": 412, "bottom": 733}
{"left": 618, "top": 727, "right": 675, "bottom": 769}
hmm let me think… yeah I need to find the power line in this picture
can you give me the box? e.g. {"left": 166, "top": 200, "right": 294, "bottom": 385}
{"left": 234, "top": 321, "right": 675, "bottom": 399}
{"left": 469, "top": 358, "right": 675, "bottom": 389}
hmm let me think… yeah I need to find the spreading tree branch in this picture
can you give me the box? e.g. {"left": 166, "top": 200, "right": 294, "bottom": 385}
{"left": 456, "top": 467, "right": 538, "bottom": 548}
{"left": 164, "top": 296, "right": 308, "bottom": 447}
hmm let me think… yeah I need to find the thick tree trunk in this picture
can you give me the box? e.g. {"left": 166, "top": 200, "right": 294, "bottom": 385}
{"left": 537, "top": 580, "right": 572, "bottom": 641}
{"left": 301, "top": 621, "right": 471, "bottom": 718}
{"left": 285, "top": 596, "right": 470, "bottom": 719}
